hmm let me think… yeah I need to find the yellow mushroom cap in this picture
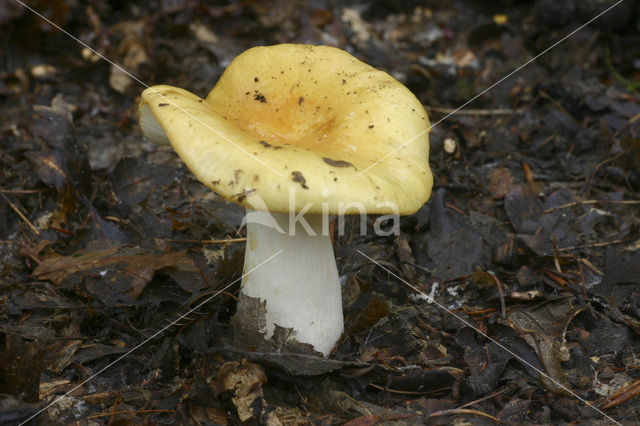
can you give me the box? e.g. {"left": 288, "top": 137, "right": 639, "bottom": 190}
{"left": 139, "top": 44, "right": 433, "bottom": 214}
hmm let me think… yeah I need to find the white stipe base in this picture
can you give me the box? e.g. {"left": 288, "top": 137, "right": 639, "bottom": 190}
{"left": 241, "top": 209, "right": 343, "bottom": 356}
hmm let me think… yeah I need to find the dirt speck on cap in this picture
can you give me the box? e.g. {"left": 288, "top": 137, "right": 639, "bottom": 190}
{"left": 323, "top": 157, "right": 356, "bottom": 170}
{"left": 259, "top": 140, "right": 282, "bottom": 149}
{"left": 291, "top": 171, "right": 308, "bottom": 189}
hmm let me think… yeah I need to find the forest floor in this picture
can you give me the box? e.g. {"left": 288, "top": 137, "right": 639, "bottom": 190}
{"left": 1, "top": 0, "right": 639, "bottom": 424}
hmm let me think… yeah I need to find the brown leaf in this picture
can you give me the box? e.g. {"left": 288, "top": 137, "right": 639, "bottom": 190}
{"left": 25, "top": 107, "right": 91, "bottom": 220}
{"left": 33, "top": 244, "right": 199, "bottom": 299}
{"left": 351, "top": 297, "right": 390, "bottom": 334}
{"left": 507, "top": 299, "right": 581, "bottom": 394}
{"left": 0, "top": 335, "right": 42, "bottom": 403}
{"left": 487, "top": 167, "right": 512, "bottom": 199}
{"left": 215, "top": 360, "right": 267, "bottom": 422}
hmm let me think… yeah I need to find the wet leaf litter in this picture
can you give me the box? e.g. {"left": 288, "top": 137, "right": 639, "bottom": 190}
{"left": 1, "top": 0, "right": 639, "bottom": 424}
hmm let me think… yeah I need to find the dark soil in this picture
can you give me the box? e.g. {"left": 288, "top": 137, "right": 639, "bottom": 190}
{"left": 1, "top": 0, "right": 640, "bottom": 424}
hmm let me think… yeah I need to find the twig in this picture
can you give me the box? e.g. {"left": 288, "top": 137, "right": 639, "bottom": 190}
{"left": 539, "top": 90, "right": 580, "bottom": 123}
{"left": 600, "top": 378, "right": 640, "bottom": 410}
{"left": 585, "top": 152, "right": 624, "bottom": 191}
{"left": 543, "top": 199, "right": 640, "bottom": 214}
{"left": 489, "top": 271, "right": 506, "bottom": 319}
{"left": 108, "top": 395, "right": 122, "bottom": 424}
{"left": 1, "top": 192, "right": 40, "bottom": 236}
{"left": 464, "top": 307, "right": 498, "bottom": 316}
{"left": 580, "top": 257, "right": 603, "bottom": 275}
{"left": 368, "top": 382, "right": 449, "bottom": 395}
{"left": 457, "top": 386, "right": 517, "bottom": 409}
{"left": 428, "top": 408, "right": 506, "bottom": 424}
{"left": 553, "top": 236, "right": 563, "bottom": 273}
{"left": 164, "top": 237, "right": 246, "bottom": 244}
{"left": 87, "top": 409, "right": 175, "bottom": 419}
{"left": 409, "top": 64, "right": 433, "bottom": 82}
{"left": 613, "top": 110, "right": 640, "bottom": 138}
{"left": 424, "top": 105, "right": 524, "bottom": 115}
{"left": 402, "top": 260, "right": 433, "bottom": 274}
{"left": 48, "top": 225, "right": 74, "bottom": 235}
{"left": 558, "top": 237, "right": 635, "bottom": 252}
{"left": 578, "top": 261, "right": 588, "bottom": 302}
{"left": 445, "top": 202, "right": 466, "bottom": 216}
{"left": 523, "top": 161, "right": 541, "bottom": 195}
{"left": 0, "top": 188, "right": 50, "bottom": 194}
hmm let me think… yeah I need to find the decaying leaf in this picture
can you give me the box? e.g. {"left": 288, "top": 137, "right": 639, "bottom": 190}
{"left": 487, "top": 167, "right": 513, "bottom": 199}
{"left": 25, "top": 106, "right": 91, "bottom": 221}
{"left": 350, "top": 296, "right": 390, "bottom": 334}
{"left": 33, "top": 243, "right": 201, "bottom": 301}
{"left": 506, "top": 298, "right": 582, "bottom": 394}
{"left": 0, "top": 335, "right": 42, "bottom": 403}
{"left": 504, "top": 185, "right": 542, "bottom": 234}
{"left": 3, "top": 1, "right": 640, "bottom": 423}
{"left": 214, "top": 360, "right": 268, "bottom": 422}
{"left": 314, "top": 389, "right": 420, "bottom": 424}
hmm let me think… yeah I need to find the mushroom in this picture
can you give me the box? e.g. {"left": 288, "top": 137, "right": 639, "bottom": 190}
{"left": 139, "top": 44, "right": 433, "bottom": 356}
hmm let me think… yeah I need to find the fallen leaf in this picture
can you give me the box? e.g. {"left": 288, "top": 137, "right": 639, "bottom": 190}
{"left": 507, "top": 298, "right": 581, "bottom": 394}
{"left": 33, "top": 243, "right": 201, "bottom": 300}
{"left": 487, "top": 167, "right": 513, "bottom": 199}
{"left": 215, "top": 360, "right": 267, "bottom": 422}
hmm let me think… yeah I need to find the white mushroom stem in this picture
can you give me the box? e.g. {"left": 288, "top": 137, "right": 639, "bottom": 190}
{"left": 241, "top": 209, "right": 343, "bottom": 356}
